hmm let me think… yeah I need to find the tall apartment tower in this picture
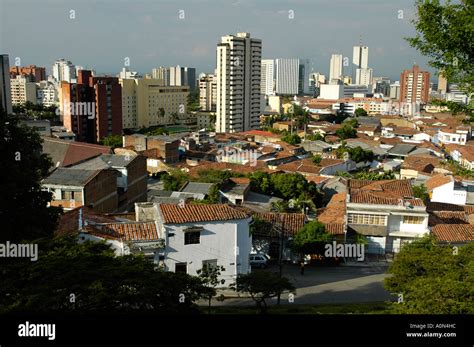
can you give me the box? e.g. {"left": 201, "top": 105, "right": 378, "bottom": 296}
{"left": 353, "top": 45, "right": 373, "bottom": 85}
{"left": 275, "top": 58, "right": 299, "bottom": 95}
{"left": 62, "top": 70, "right": 122, "bottom": 143}
{"left": 10, "top": 76, "right": 37, "bottom": 105}
{"left": 260, "top": 59, "right": 274, "bottom": 95}
{"left": 199, "top": 73, "right": 217, "bottom": 111}
{"left": 329, "top": 54, "right": 343, "bottom": 83}
{"left": 0, "top": 54, "right": 13, "bottom": 114}
{"left": 399, "top": 65, "right": 430, "bottom": 104}
{"left": 216, "top": 32, "right": 262, "bottom": 133}
{"left": 52, "top": 59, "right": 76, "bottom": 83}
{"left": 151, "top": 67, "right": 170, "bottom": 85}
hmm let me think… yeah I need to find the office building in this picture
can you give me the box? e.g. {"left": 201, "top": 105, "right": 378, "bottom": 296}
{"left": 0, "top": 54, "right": 12, "bottom": 114}
{"left": 329, "top": 54, "right": 343, "bottom": 83}
{"left": 298, "top": 59, "right": 310, "bottom": 95}
{"left": 309, "top": 72, "right": 325, "bottom": 97}
{"left": 36, "top": 81, "right": 58, "bottom": 107}
{"left": 390, "top": 82, "right": 401, "bottom": 100}
{"left": 261, "top": 59, "right": 274, "bottom": 95}
{"left": 275, "top": 58, "right": 299, "bottom": 95}
{"left": 216, "top": 32, "right": 262, "bottom": 133}
{"left": 399, "top": 65, "right": 430, "bottom": 103}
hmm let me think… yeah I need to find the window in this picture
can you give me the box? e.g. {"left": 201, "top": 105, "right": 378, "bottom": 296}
{"left": 403, "top": 216, "right": 424, "bottom": 224}
{"left": 202, "top": 259, "right": 217, "bottom": 270}
{"left": 348, "top": 214, "right": 387, "bottom": 225}
{"left": 175, "top": 263, "right": 187, "bottom": 273}
{"left": 184, "top": 231, "right": 200, "bottom": 245}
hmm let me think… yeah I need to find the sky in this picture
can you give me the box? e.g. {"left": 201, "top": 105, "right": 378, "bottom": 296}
{"left": 0, "top": 0, "right": 437, "bottom": 82}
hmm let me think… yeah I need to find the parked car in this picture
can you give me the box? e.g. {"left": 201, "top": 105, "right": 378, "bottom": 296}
{"left": 249, "top": 253, "right": 269, "bottom": 268}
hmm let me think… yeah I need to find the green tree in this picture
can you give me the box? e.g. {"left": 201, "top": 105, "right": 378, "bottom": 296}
{"left": 0, "top": 236, "right": 208, "bottom": 314}
{"left": 0, "top": 113, "right": 62, "bottom": 243}
{"left": 270, "top": 172, "right": 308, "bottom": 199}
{"left": 336, "top": 124, "right": 357, "bottom": 140}
{"left": 385, "top": 235, "right": 474, "bottom": 314}
{"left": 232, "top": 272, "right": 295, "bottom": 314}
{"left": 197, "top": 264, "right": 226, "bottom": 314}
{"left": 354, "top": 108, "right": 368, "bottom": 118}
{"left": 412, "top": 184, "right": 430, "bottom": 201}
{"left": 293, "top": 221, "right": 332, "bottom": 253}
{"left": 348, "top": 147, "right": 374, "bottom": 163}
{"left": 344, "top": 118, "right": 359, "bottom": 128}
{"left": 187, "top": 90, "right": 200, "bottom": 112}
{"left": 162, "top": 170, "right": 189, "bottom": 191}
{"left": 354, "top": 170, "right": 395, "bottom": 180}
{"left": 312, "top": 154, "right": 322, "bottom": 165}
{"left": 407, "top": 0, "right": 474, "bottom": 96}
{"left": 306, "top": 133, "right": 324, "bottom": 141}
{"left": 281, "top": 133, "right": 301, "bottom": 145}
{"left": 99, "top": 134, "right": 123, "bottom": 149}
{"left": 249, "top": 171, "right": 272, "bottom": 195}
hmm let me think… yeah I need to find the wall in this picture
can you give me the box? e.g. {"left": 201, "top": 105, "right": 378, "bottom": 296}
{"left": 432, "top": 182, "right": 467, "bottom": 205}
{"left": 163, "top": 218, "right": 251, "bottom": 287}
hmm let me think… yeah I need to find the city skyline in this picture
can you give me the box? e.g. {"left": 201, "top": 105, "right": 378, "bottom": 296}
{"left": 1, "top": 0, "right": 436, "bottom": 81}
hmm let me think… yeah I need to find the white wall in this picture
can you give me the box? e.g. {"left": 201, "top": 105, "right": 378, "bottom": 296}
{"left": 163, "top": 218, "right": 251, "bottom": 287}
{"left": 432, "top": 182, "right": 467, "bottom": 205}
{"left": 387, "top": 214, "right": 429, "bottom": 235}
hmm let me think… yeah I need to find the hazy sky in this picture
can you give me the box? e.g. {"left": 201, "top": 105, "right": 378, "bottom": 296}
{"left": 0, "top": 0, "right": 436, "bottom": 82}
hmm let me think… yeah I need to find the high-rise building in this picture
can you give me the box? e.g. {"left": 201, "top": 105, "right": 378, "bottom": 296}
{"left": 309, "top": 72, "right": 326, "bottom": 97}
{"left": 36, "top": 81, "right": 58, "bottom": 107}
{"left": 353, "top": 46, "right": 373, "bottom": 86}
{"left": 120, "top": 78, "right": 189, "bottom": 129}
{"left": 216, "top": 32, "right": 262, "bottom": 133}
{"left": 10, "top": 65, "right": 46, "bottom": 82}
{"left": 10, "top": 76, "right": 37, "bottom": 105}
{"left": 62, "top": 70, "right": 122, "bottom": 143}
{"left": 260, "top": 59, "right": 274, "bottom": 95}
{"left": 275, "top": 58, "right": 299, "bottom": 95}
{"left": 298, "top": 59, "right": 310, "bottom": 95}
{"left": 399, "top": 65, "right": 430, "bottom": 103}
{"left": 390, "top": 82, "right": 401, "bottom": 100}
{"left": 0, "top": 54, "right": 13, "bottom": 114}
{"left": 52, "top": 59, "right": 76, "bottom": 83}
{"left": 353, "top": 46, "right": 369, "bottom": 69}
{"left": 329, "top": 54, "right": 343, "bottom": 83}
{"left": 151, "top": 67, "right": 170, "bottom": 85}
{"left": 199, "top": 73, "right": 217, "bottom": 112}
{"left": 437, "top": 72, "right": 448, "bottom": 94}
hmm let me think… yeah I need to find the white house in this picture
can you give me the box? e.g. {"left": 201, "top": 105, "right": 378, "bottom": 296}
{"left": 346, "top": 179, "right": 430, "bottom": 254}
{"left": 438, "top": 127, "right": 471, "bottom": 146}
{"left": 426, "top": 174, "right": 467, "bottom": 205}
{"left": 135, "top": 202, "right": 252, "bottom": 287}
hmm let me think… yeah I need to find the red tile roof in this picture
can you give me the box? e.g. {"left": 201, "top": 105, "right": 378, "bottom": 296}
{"left": 347, "top": 179, "right": 424, "bottom": 206}
{"left": 425, "top": 174, "right": 452, "bottom": 191}
{"left": 426, "top": 202, "right": 474, "bottom": 215}
{"left": 317, "top": 192, "right": 346, "bottom": 235}
{"left": 428, "top": 211, "right": 469, "bottom": 227}
{"left": 88, "top": 222, "right": 160, "bottom": 241}
{"left": 431, "top": 224, "right": 474, "bottom": 242}
{"left": 159, "top": 204, "right": 250, "bottom": 224}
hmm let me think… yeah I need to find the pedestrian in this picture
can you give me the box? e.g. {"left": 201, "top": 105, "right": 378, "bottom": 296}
{"left": 300, "top": 260, "right": 305, "bottom": 275}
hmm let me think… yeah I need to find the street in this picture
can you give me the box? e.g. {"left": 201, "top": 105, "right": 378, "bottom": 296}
{"left": 213, "top": 263, "right": 393, "bottom": 306}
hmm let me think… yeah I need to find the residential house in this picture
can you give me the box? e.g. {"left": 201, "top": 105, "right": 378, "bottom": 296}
{"left": 219, "top": 177, "right": 251, "bottom": 205}
{"left": 70, "top": 154, "right": 148, "bottom": 211}
{"left": 346, "top": 179, "right": 429, "bottom": 254}
{"left": 425, "top": 174, "right": 467, "bottom": 206}
{"left": 135, "top": 203, "right": 252, "bottom": 286}
{"left": 445, "top": 144, "right": 474, "bottom": 170}
{"left": 43, "top": 168, "right": 118, "bottom": 212}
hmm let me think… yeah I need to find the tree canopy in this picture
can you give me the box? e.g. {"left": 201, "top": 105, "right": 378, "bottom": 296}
{"left": 281, "top": 133, "right": 301, "bottom": 145}
{"left": 99, "top": 134, "right": 123, "bottom": 149}
{"left": 354, "top": 108, "right": 368, "bottom": 118}
{"left": 293, "top": 221, "right": 332, "bottom": 253}
{"left": 336, "top": 124, "right": 357, "bottom": 140}
{"left": 385, "top": 235, "right": 474, "bottom": 314}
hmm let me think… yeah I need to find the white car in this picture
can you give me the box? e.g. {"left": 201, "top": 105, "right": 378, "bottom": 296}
{"left": 249, "top": 254, "right": 269, "bottom": 268}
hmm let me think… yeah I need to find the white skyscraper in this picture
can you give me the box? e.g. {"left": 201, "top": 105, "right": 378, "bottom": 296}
{"left": 275, "top": 58, "right": 299, "bottom": 95}
{"left": 261, "top": 59, "right": 274, "bottom": 95}
{"left": 216, "top": 32, "right": 262, "bottom": 133}
{"left": 52, "top": 59, "right": 76, "bottom": 83}
{"left": 353, "top": 46, "right": 373, "bottom": 85}
{"left": 329, "top": 54, "right": 343, "bottom": 83}
{"left": 199, "top": 72, "right": 217, "bottom": 111}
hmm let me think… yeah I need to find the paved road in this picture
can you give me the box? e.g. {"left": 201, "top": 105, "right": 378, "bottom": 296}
{"left": 212, "top": 264, "right": 393, "bottom": 306}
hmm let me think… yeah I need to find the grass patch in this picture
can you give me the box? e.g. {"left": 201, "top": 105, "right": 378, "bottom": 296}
{"left": 202, "top": 302, "right": 390, "bottom": 315}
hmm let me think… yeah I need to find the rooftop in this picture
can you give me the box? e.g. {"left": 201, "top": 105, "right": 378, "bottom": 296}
{"left": 158, "top": 204, "right": 250, "bottom": 224}
{"left": 431, "top": 224, "right": 474, "bottom": 243}
{"left": 42, "top": 168, "right": 104, "bottom": 186}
